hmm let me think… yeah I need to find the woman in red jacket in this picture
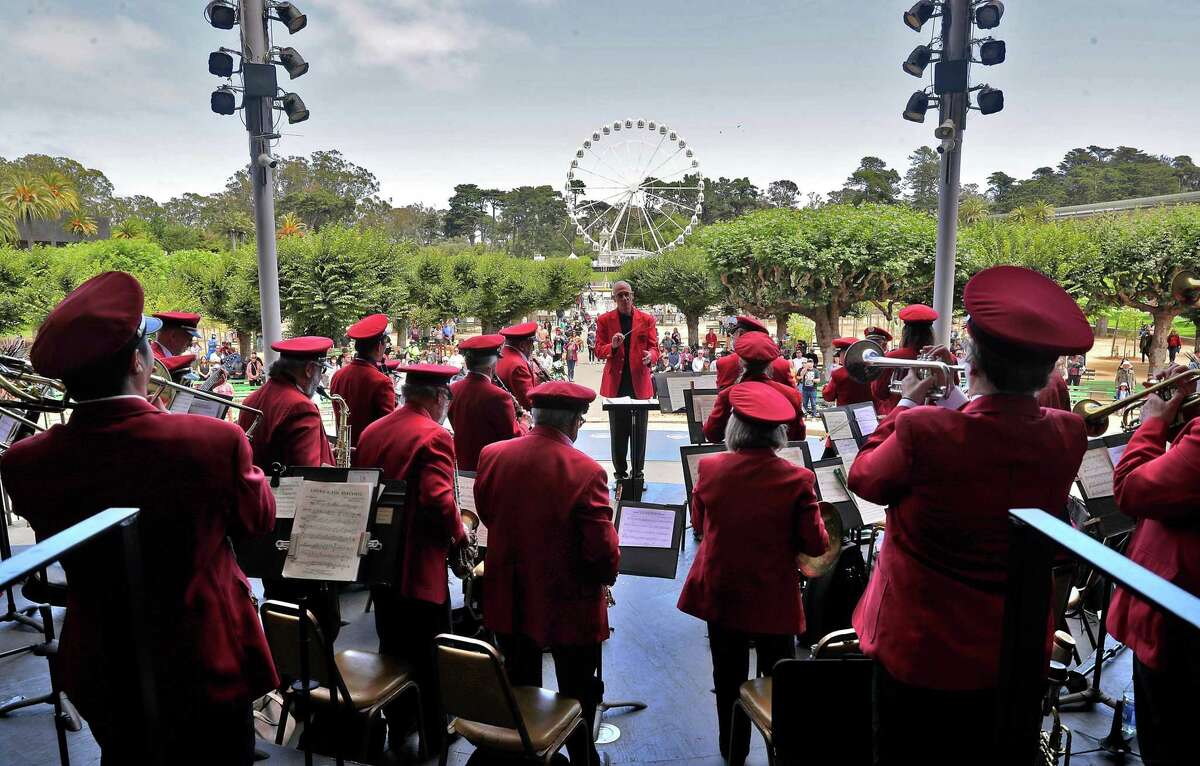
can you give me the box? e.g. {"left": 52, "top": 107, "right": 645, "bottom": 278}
{"left": 678, "top": 382, "right": 829, "bottom": 763}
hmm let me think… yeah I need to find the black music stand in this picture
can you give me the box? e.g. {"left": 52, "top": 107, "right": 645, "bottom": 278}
{"left": 0, "top": 476, "right": 43, "bottom": 633}
{"left": 602, "top": 399, "right": 658, "bottom": 501}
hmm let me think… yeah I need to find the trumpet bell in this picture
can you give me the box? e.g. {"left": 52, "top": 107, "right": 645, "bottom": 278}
{"left": 1172, "top": 271, "right": 1200, "bottom": 306}
{"left": 843, "top": 339, "right": 886, "bottom": 384}
{"left": 460, "top": 508, "right": 480, "bottom": 532}
{"left": 797, "top": 501, "right": 844, "bottom": 579}
{"left": 1072, "top": 398, "right": 1109, "bottom": 438}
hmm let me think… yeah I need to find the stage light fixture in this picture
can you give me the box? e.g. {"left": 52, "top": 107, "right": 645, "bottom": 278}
{"left": 903, "top": 45, "right": 933, "bottom": 77}
{"left": 273, "top": 2, "right": 308, "bottom": 34}
{"left": 979, "top": 39, "right": 1006, "bottom": 65}
{"left": 977, "top": 86, "right": 1005, "bottom": 114}
{"left": 208, "top": 50, "right": 236, "bottom": 78}
{"left": 904, "top": 1, "right": 937, "bottom": 32}
{"left": 280, "top": 92, "right": 309, "bottom": 124}
{"left": 205, "top": 1, "right": 237, "bottom": 30}
{"left": 903, "top": 91, "right": 932, "bottom": 122}
{"left": 975, "top": 1, "right": 1004, "bottom": 29}
{"left": 276, "top": 47, "right": 309, "bottom": 79}
{"left": 211, "top": 88, "right": 237, "bottom": 115}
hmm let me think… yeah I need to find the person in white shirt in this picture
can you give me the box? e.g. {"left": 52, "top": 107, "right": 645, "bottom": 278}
{"left": 691, "top": 351, "right": 706, "bottom": 373}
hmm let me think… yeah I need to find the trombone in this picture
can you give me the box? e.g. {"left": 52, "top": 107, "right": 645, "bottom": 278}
{"left": 147, "top": 358, "right": 265, "bottom": 439}
{"left": 843, "top": 339, "right": 965, "bottom": 400}
{"left": 1073, "top": 367, "right": 1200, "bottom": 437}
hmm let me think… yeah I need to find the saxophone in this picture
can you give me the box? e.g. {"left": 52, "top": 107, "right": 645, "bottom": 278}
{"left": 317, "top": 386, "right": 352, "bottom": 468}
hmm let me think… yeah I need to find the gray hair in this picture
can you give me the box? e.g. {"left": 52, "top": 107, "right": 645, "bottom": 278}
{"left": 464, "top": 349, "right": 498, "bottom": 374}
{"left": 531, "top": 406, "right": 582, "bottom": 433}
{"left": 401, "top": 382, "right": 444, "bottom": 403}
{"left": 612, "top": 280, "right": 633, "bottom": 295}
{"left": 268, "top": 355, "right": 311, "bottom": 384}
{"left": 725, "top": 411, "right": 787, "bottom": 451}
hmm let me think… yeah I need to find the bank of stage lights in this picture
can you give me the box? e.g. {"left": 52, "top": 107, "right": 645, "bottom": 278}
{"left": 900, "top": 1, "right": 1005, "bottom": 123}
{"left": 206, "top": 1, "right": 310, "bottom": 123}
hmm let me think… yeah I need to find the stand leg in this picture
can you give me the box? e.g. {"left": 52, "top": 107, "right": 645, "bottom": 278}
{"left": 592, "top": 637, "right": 647, "bottom": 745}
{"left": 623, "top": 409, "right": 647, "bottom": 502}
{"left": 0, "top": 491, "right": 44, "bottom": 633}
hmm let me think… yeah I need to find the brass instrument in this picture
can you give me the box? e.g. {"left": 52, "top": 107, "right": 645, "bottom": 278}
{"left": 450, "top": 467, "right": 481, "bottom": 580}
{"left": 528, "top": 354, "right": 552, "bottom": 384}
{"left": 315, "top": 386, "right": 351, "bottom": 468}
{"left": 1172, "top": 270, "right": 1200, "bottom": 306}
{"left": 796, "top": 501, "right": 845, "bottom": 579}
{"left": 1072, "top": 367, "right": 1200, "bottom": 438}
{"left": 0, "top": 357, "right": 70, "bottom": 414}
{"left": 148, "top": 358, "right": 265, "bottom": 439}
{"left": 843, "top": 339, "right": 964, "bottom": 400}
{"left": 492, "top": 372, "right": 531, "bottom": 427}
{"left": 0, "top": 404, "right": 44, "bottom": 452}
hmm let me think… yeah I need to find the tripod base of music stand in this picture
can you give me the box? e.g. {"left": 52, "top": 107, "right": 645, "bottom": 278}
{"left": 594, "top": 699, "right": 648, "bottom": 745}
{"left": 1, "top": 604, "right": 44, "bottom": 633}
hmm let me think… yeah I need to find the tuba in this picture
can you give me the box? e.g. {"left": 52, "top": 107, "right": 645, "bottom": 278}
{"left": 796, "top": 501, "right": 845, "bottom": 579}
{"left": 1172, "top": 270, "right": 1200, "bottom": 306}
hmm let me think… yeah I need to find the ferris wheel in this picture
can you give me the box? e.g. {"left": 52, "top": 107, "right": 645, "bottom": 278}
{"left": 566, "top": 119, "right": 703, "bottom": 264}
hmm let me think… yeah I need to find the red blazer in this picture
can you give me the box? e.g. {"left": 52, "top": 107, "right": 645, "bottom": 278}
{"left": 821, "top": 365, "right": 875, "bottom": 406}
{"left": 871, "top": 347, "right": 920, "bottom": 417}
{"left": 595, "top": 308, "right": 659, "bottom": 399}
{"left": 330, "top": 359, "right": 395, "bottom": 448}
{"left": 0, "top": 397, "right": 278, "bottom": 718}
{"left": 355, "top": 404, "right": 466, "bottom": 604}
{"left": 703, "top": 373, "right": 806, "bottom": 443}
{"left": 448, "top": 372, "right": 525, "bottom": 472}
{"left": 1107, "top": 415, "right": 1200, "bottom": 670}
{"left": 150, "top": 339, "right": 170, "bottom": 360}
{"left": 678, "top": 449, "right": 828, "bottom": 635}
{"left": 1036, "top": 370, "right": 1071, "bottom": 412}
{"left": 847, "top": 395, "right": 1087, "bottom": 690}
{"left": 496, "top": 345, "right": 536, "bottom": 411}
{"left": 474, "top": 426, "right": 619, "bottom": 646}
{"left": 715, "top": 353, "right": 741, "bottom": 390}
{"left": 705, "top": 330, "right": 718, "bottom": 349}
{"left": 240, "top": 378, "right": 333, "bottom": 470}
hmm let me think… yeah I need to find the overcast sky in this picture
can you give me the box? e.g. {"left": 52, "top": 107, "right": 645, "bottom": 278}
{"left": 2, "top": 1, "right": 1197, "bottom": 207}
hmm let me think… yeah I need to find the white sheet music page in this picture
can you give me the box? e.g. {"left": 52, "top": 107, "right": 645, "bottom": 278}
{"left": 283, "top": 481, "right": 373, "bottom": 582}
{"left": 188, "top": 396, "right": 225, "bottom": 419}
{"left": 270, "top": 476, "right": 304, "bottom": 519}
{"left": 853, "top": 405, "right": 879, "bottom": 437}
{"left": 618, "top": 506, "right": 676, "bottom": 548}
{"left": 1077, "top": 447, "right": 1115, "bottom": 499}
{"left": 168, "top": 390, "right": 195, "bottom": 414}
{"left": 821, "top": 409, "right": 853, "bottom": 441}
{"left": 775, "top": 446, "right": 809, "bottom": 470}
{"left": 815, "top": 465, "right": 850, "bottom": 503}
{"left": 839, "top": 449, "right": 886, "bottom": 525}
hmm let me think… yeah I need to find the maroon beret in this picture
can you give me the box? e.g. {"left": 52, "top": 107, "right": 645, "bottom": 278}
{"left": 864, "top": 326, "right": 893, "bottom": 341}
{"left": 832, "top": 336, "right": 859, "bottom": 349}
{"left": 964, "top": 266, "right": 1093, "bottom": 355}
{"left": 159, "top": 354, "right": 196, "bottom": 375}
{"left": 729, "top": 381, "right": 794, "bottom": 426}
{"left": 271, "top": 336, "right": 334, "bottom": 357}
{"left": 898, "top": 304, "right": 938, "bottom": 323}
{"left": 153, "top": 311, "right": 201, "bottom": 329}
{"left": 735, "top": 331, "right": 779, "bottom": 362}
{"left": 347, "top": 313, "right": 389, "bottom": 340}
{"left": 528, "top": 381, "right": 597, "bottom": 409}
{"left": 459, "top": 334, "right": 505, "bottom": 353}
{"left": 736, "top": 315, "right": 768, "bottom": 333}
{"left": 399, "top": 363, "right": 459, "bottom": 386}
{"left": 499, "top": 322, "right": 538, "bottom": 339}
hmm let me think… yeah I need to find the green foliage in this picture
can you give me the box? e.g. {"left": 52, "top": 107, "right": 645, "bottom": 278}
{"left": 903, "top": 147, "right": 940, "bottom": 212}
{"left": 278, "top": 226, "right": 379, "bottom": 338}
{"left": 616, "top": 247, "right": 723, "bottom": 344}
{"left": 959, "top": 219, "right": 1097, "bottom": 303}
{"left": 1079, "top": 206, "right": 1200, "bottom": 315}
{"left": 828, "top": 157, "right": 902, "bottom": 206}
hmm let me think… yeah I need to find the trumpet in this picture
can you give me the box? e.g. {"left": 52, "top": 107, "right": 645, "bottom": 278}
{"left": 148, "top": 358, "right": 265, "bottom": 439}
{"left": 1073, "top": 367, "right": 1200, "bottom": 438}
{"left": 1172, "top": 270, "right": 1200, "bottom": 306}
{"left": 843, "top": 339, "right": 965, "bottom": 400}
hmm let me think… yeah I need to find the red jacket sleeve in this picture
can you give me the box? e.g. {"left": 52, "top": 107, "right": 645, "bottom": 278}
{"left": 595, "top": 315, "right": 619, "bottom": 361}
{"left": 793, "top": 473, "right": 829, "bottom": 558}
{"left": 690, "top": 464, "right": 709, "bottom": 531}
{"left": 509, "top": 363, "right": 535, "bottom": 411}
{"left": 846, "top": 405, "right": 914, "bottom": 505}
{"left": 1113, "top": 416, "right": 1200, "bottom": 523}
{"left": 230, "top": 428, "right": 276, "bottom": 536}
{"left": 702, "top": 389, "right": 732, "bottom": 443}
{"left": 284, "top": 401, "right": 333, "bottom": 467}
{"left": 822, "top": 369, "right": 839, "bottom": 402}
{"left": 578, "top": 463, "right": 620, "bottom": 585}
{"left": 643, "top": 315, "right": 660, "bottom": 365}
{"left": 374, "top": 376, "right": 397, "bottom": 418}
{"left": 421, "top": 429, "right": 467, "bottom": 544}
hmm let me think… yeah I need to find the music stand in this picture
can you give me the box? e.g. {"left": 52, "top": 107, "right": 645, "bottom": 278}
{"left": 683, "top": 386, "right": 719, "bottom": 445}
{"left": 601, "top": 398, "right": 658, "bottom": 501}
{"left": 0, "top": 474, "right": 43, "bottom": 633}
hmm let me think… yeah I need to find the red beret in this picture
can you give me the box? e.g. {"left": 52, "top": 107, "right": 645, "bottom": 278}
{"left": 736, "top": 315, "right": 768, "bottom": 333}
{"left": 31, "top": 271, "right": 162, "bottom": 379}
{"left": 864, "top": 326, "right": 893, "bottom": 341}
{"left": 459, "top": 334, "right": 505, "bottom": 353}
{"left": 399, "top": 363, "right": 459, "bottom": 386}
{"left": 770, "top": 356, "right": 795, "bottom": 385}
{"left": 271, "top": 336, "right": 334, "bottom": 357}
{"left": 528, "top": 381, "right": 597, "bottom": 409}
{"left": 384, "top": 359, "right": 403, "bottom": 371}
{"left": 898, "top": 304, "right": 938, "bottom": 323}
{"left": 735, "top": 331, "right": 779, "bottom": 362}
{"left": 347, "top": 313, "right": 389, "bottom": 340}
{"left": 159, "top": 354, "right": 196, "bottom": 375}
{"left": 729, "top": 381, "right": 794, "bottom": 426}
{"left": 832, "top": 337, "right": 858, "bottom": 349}
{"left": 964, "top": 266, "right": 1094, "bottom": 355}
{"left": 154, "top": 311, "right": 201, "bottom": 327}
{"left": 500, "top": 322, "right": 538, "bottom": 339}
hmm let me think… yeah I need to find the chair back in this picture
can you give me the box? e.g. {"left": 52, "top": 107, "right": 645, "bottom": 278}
{"left": 772, "top": 657, "right": 874, "bottom": 765}
{"left": 260, "top": 599, "right": 341, "bottom": 694}
{"left": 435, "top": 634, "right": 532, "bottom": 748}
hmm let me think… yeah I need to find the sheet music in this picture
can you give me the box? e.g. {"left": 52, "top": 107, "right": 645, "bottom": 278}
{"left": 685, "top": 451, "right": 717, "bottom": 490}
{"left": 0, "top": 414, "right": 19, "bottom": 444}
{"left": 821, "top": 409, "right": 853, "bottom": 441}
{"left": 853, "top": 405, "right": 879, "bottom": 437}
{"left": 283, "top": 481, "right": 373, "bottom": 582}
{"left": 270, "top": 476, "right": 305, "bottom": 519}
{"left": 833, "top": 438, "right": 860, "bottom": 463}
{"left": 168, "top": 390, "right": 195, "bottom": 414}
{"left": 456, "top": 473, "right": 476, "bottom": 514}
{"left": 692, "top": 393, "right": 718, "bottom": 423}
{"left": 839, "top": 449, "right": 886, "bottom": 525}
{"left": 815, "top": 465, "right": 850, "bottom": 503}
{"left": 668, "top": 375, "right": 717, "bottom": 410}
{"left": 188, "top": 395, "right": 226, "bottom": 419}
{"left": 347, "top": 470, "right": 380, "bottom": 488}
{"left": 604, "top": 396, "right": 658, "bottom": 406}
{"left": 1107, "top": 444, "right": 1127, "bottom": 468}
{"left": 776, "top": 446, "right": 809, "bottom": 470}
{"left": 475, "top": 522, "right": 489, "bottom": 548}
{"left": 618, "top": 506, "right": 677, "bottom": 548}
{"left": 1078, "top": 447, "right": 1115, "bottom": 499}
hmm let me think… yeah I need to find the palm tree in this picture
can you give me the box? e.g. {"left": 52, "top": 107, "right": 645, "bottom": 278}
{"left": 0, "top": 173, "right": 57, "bottom": 224}
{"left": 1010, "top": 200, "right": 1055, "bottom": 224}
{"left": 41, "top": 171, "right": 80, "bottom": 214}
{"left": 958, "top": 197, "right": 990, "bottom": 226}
{"left": 111, "top": 218, "right": 148, "bottom": 239}
{"left": 0, "top": 210, "right": 17, "bottom": 244}
{"left": 276, "top": 211, "right": 307, "bottom": 239}
{"left": 64, "top": 212, "right": 99, "bottom": 237}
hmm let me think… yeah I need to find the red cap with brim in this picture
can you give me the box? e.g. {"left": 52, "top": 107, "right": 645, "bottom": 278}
{"left": 153, "top": 311, "right": 202, "bottom": 336}
{"left": 271, "top": 336, "right": 334, "bottom": 357}
{"left": 832, "top": 337, "right": 858, "bottom": 349}
{"left": 160, "top": 354, "right": 196, "bottom": 375}
{"left": 459, "top": 334, "right": 505, "bottom": 353}
{"left": 898, "top": 304, "right": 938, "bottom": 323}
{"left": 399, "top": 363, "right": 459, "bottom": 387}
{"left": 500, "top": 322, "right": 538, "bottom": 339}
{"left": 864, "top": 327, "right": 893, "bottom": 341}
{"left": 347, "top": 313, "right": 390, "bottom": 340}
{"left": 528, "top": 381, "right": 597, "bottom": 410}
{"left": 729, "top": 381, "right": 794, "bottom": 425}
{"left": 736, "top": 316, "right": 768, "bottom": 333}
{"left": 384, "top": 359, "right": 402, "bottom": 371}
{"left": 964, "top": 266, "right": 1094, "bottom": 355}
{"left": 31, "top": 271, "right": 162, "bottom": 379}
{"left": 735, "top": 331, "right": 779, "bottom": 362}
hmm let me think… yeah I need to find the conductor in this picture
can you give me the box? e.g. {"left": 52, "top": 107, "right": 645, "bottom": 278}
{"left": 595, "top": 280, "right": 659, "bottom": 487}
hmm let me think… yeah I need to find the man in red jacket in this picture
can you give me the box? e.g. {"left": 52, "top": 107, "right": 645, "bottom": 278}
{"left": 595, "top": 280, "right": 659, "bottom": 485}
{"left": 448, "top": 334, "right": 526, "bottom": 471}
{"left": 704, "top": 332, "right": 805, "bottom": 443}
{"left": 474, "top": 381, "right": 619, "bottom": 765}
{"left": 150, "top": 310, "right": 201, "bottom": 359}
{"left": 870, "top": 304, "right": 938, "bottom": 417}
{"left": 330, "top": 313, "right": 396, "bottom": 450}
{"left": 496, "top": 321, "right": 539, "bottom": 411}
{"left": 356, "top": 364, "right": 468, "bottom": 752}
{"left": 847, "top": 266, "right": 1093, "bottom": 764}
{"left": 714, "top": 315, "right": 768, "bottom": 390}
{"left": 1107, "top": 365, "right": 1200, "bottom": 765}
{"left": 705, "top": 326, "right": 719, "bottom": 354}
{"left": 821, "top": 337, "right": 874, "bottom": 406}
{"left": 0, "top": 272, "right": 277, "bottom": 765}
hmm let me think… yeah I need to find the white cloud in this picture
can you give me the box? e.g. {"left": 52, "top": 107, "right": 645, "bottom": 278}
{"left": 13, "top": 15, "right": 167, "bottom": 74}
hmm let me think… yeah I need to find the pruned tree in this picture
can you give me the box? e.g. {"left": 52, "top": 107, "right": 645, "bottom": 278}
{"left": 616, "top": 247, "right": 723, "bottom": 345}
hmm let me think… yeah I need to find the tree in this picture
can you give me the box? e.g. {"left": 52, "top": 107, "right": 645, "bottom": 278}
{"left": 986, "top": 171, "right": 1017, "bottom": 202}
{"left": 277, "top": 212, "right": 307, "bottom": 239}
{"left": 497, "top": 185, "right": 570, "bottom": 258}
{"left": 1009, "top": 201, "right": 1055, "bottom": 223}
{"left": 0, "top": 173, "right": 57, "bottom": 225}
{"left": 278, "top": 226, "right": 375, "bottom": 338}
{"left": 958, "top": 196, "right": 990, "bottom": 226}
{"left": 0, "top": 155, "right": 114, "bottom": 215}
{"left": 278, "top": 188, "right": 355, "bottom": 232}
{"left": 64, "top": 213, "right": 99, "bottom": 237}
{"left": 616, "top": 247, "right": 723, "bottom": 345}
{"left": 111, "top": 217, "right": 150, "bottom": 239}
{"left": 766, "top": 180, "right": 800, "bottom": 208}
{"left": 903, "top": 146, "right": 940, "bottom": 212}
{"left": 700, "top": 176, "right": 766, "bottom": 223}
{"left": 451, "top": 253, "right": 541, "bottom": 333}
{"left": 828, "top": 157, "right": 902, "bottom": 205}
{"left": 444, "top": 184, "right": 487, "bottom": 241}
{"left": 699, "top": 205, "right": 936, "bottom": 363}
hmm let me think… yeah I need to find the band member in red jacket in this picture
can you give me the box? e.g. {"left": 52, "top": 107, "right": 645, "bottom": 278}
{"left": 1036, "top": 362, "right": 1071, "bottom": 412}
{"left": 1108, "top": 366, "right": 1200, "bottom": 765}
{"left": 864, "top": 325, "right": 892, "bottom": 352}
{"left": 474, "top": 381, "right": 619, "bottom": 766}
{"left": 448, "top": 334, "right": 526, "bottom": 471}
{"left": 703, "top": 332, "right": 805, "bottom": 442}
{"left": 595, "top": 280, "right": 659, "bottom": 484}
{"left": 150, "top": 310, "right": 201, "bottom": 359}
{"left": 821, "top": 337, "right": 875, "bottom": 406}
{"left": 496, "top": 321, "right": 539, "bottom": 411}
{"left": 871, "top": 304, "right": 938, "bottom": 417}
{"left": 847, "top": 266, "right": 1093, "bottom": 764}
{"left": 356, "top": 364, "right": 468, "bottom": 752}
{"left": 0, "top": 272, "right": 277, "bottom": 765}
{"left": 680, "top": 381, "right": 828, "bottom": 763}
{"left": 330, "top": 313, "right": 396, "bottom": 449}
{"left": 714, "top": 315, "right": 769, "bottom": 390}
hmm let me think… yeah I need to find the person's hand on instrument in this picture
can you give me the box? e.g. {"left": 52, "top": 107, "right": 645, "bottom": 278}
{"left": 611, "top": 332, "right": 625, "bottom": 348}
{"left": 1140, "top": 386, "right": 1186, "bottom": 424}
{"left": 1156, "top": 363, "right": 1197, "bottom": 395}
{"left": 922, "top": 343, "right": 960, "bottom": 386}
{"left": 899, "top": 368, "right": 938, "bottom": 404}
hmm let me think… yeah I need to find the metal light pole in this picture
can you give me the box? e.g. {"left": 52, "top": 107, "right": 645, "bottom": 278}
{"left": 239, "top": 0, "right": 283, "bottom": 365}
{"left": 932, "top": 0, "right": 972, "bottom": 345}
